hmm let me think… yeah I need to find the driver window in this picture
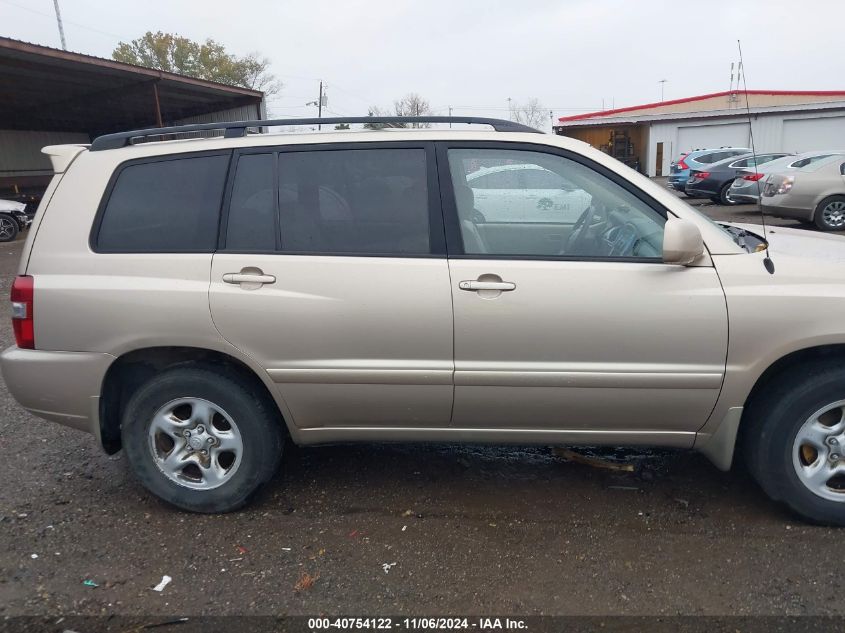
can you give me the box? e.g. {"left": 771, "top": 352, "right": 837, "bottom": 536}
{"left": 447, "top": 148, "right": 665, "bottom": 259}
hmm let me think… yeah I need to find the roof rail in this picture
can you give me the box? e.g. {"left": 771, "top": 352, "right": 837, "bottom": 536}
{"left": 89, "top": 116, "right": 541, "bottom": 151}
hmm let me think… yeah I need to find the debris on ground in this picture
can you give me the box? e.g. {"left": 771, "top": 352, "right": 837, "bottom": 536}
{"left": 382, "top": 562, "right": 397, "bottom": 574}
{"left": 82, "top": 579, "right": 98, "bottom": 588}
{"left": 552, "top": 447, "right": 635, "bottom": 472}
{"left": 236, "top": 545, "right": 248, "bottom": 555}
{"left": 152, "top": 575, "right": 172, "bottom": 592}
{"left": 294, "top": 570, "right": 320, "bottom": 592}
{"left": 401, "top": 510, "right": 414, "bottom": 517}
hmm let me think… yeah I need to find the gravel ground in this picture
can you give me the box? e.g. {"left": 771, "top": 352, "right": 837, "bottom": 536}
{"left": 1, "top": 198, "right": 843, "bottom": 620}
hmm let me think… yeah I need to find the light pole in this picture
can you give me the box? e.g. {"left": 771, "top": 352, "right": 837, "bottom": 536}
{"left": 659, "top": 79, "right": 667, "bottom": 102}
{"left": 52, "top": 0, "right": 67, "bottom": 50}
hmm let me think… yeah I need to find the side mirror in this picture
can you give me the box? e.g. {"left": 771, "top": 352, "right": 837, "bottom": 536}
{"left": 663, "top": 218, "right": 705, "bottom": 265}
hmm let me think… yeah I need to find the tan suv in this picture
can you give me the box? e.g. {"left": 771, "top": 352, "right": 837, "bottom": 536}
{"left": 4, "top": 116, "right": 845, "bottom": 524}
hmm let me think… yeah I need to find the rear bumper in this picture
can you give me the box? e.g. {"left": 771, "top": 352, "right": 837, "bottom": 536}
{"left": 0, "top": 346, "right": 114, "bottom": 440}
{"left": 685, "top": 185, "right": 718, "bottom": 198}
{"left": 761, "top": 200, "right": 814, "bottom": 222}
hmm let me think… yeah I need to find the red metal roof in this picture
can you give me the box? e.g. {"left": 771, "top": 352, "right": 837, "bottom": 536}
{"left": 557, "top": 90, "right": 845, "bottom": 123}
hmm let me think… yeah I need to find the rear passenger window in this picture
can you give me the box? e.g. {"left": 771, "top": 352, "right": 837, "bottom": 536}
{"left": 226, "top": 154, "right": 276, "bottom": 251}
{"left": 96, "top": 155, "right": 228, "bottom": 252}
{"left": 276, "top": 149, "right": 430, "bottom": 254}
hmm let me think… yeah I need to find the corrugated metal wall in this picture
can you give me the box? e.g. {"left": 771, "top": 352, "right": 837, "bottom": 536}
{"left": 0, "top": 129, "right": 90, "bottom": 177}
{"left": 174, "top": 102, "right": 263, "bottom": 126}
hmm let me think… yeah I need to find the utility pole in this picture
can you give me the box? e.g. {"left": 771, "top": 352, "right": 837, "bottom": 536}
{"left": 507, "top": 97, "right": 513, "bottom": 121}
{"left": 318, "top": 81, "right": 323, "bottom": 130}
{"left": 307, "top": 81, "right": 326, "bottom": 130}
{"left": 659, "top": 79, "right": 667, "bottom": 102}
{"left": 448, "top": 105, "right": 452, "bottom": 128}
{"left": 52, "top": 0, "right": 67, "bottom": 50}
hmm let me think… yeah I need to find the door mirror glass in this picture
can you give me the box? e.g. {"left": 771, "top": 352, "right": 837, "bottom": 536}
{"left": 663, "top": 218, "right": 704, "bottom": 265}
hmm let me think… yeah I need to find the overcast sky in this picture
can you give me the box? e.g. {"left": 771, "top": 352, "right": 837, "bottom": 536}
{"left": 2, "top": 0, "right": 845, "bottom": 129}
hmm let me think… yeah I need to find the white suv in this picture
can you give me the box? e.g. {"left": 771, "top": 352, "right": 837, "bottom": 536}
{"left": 3, "top": 116, "right": 845, "bottom": 524}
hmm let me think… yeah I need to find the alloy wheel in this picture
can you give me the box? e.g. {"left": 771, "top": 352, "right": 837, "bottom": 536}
{"left": 792, "top": 400, "right": 845, "bottom": 502}
{"left": 147, "top": 397, "right": 243, "bottom": 490}
{"left": 821, "top": 201, "right": 845, "bottom": 229}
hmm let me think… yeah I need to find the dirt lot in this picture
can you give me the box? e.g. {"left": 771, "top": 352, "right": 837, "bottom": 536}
{"left": 1, "top": 199, "right": 843, "bottom": 620}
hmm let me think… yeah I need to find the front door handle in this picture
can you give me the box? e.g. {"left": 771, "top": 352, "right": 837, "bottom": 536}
{"left": 222, "top": 267, "right": 276, "bottom": 290}
{"left": 459, "top": 280, "right": 515, "bottom": 291}
{"left": 223, "top": 273, "right": 276, "bottom": 284}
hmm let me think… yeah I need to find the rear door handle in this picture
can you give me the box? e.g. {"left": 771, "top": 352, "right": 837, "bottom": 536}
{"left": 459, "top": 280, "right": 515, "bottom": 291}
{"left": 223, "top": 273, "right": 276, "bottom": 284}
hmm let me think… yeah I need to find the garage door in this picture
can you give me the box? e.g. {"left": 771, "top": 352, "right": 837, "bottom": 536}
{"left": 677, "top": 123, "right": 749, "bottom": 153}
{"left": 782, "top": 116, "right": 845, "bottom": 152}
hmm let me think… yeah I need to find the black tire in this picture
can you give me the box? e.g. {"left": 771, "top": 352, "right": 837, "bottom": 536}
{"left": 742, "top": 361, "right": 845, "bottom": 525}
{"left": 0, "top": 213, "right": 19, "bottom": 242}
{"left": 709, "top": 196, "right": 721, "bottom": 204}
{"left": 122, "top": 366, "right": 284, "bottom": 513}
{"left": 813, "top": 195, "right": 845, "bottom": 231}
{"left": 718, "top": 182, "right": 737, "bottom": 206}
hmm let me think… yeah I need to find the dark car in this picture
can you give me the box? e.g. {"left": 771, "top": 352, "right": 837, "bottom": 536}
{"left": 685, "top": 152, "right": 792, "bottom": 205}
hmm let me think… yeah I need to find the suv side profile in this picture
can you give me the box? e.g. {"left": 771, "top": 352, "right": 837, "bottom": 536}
{"left": 4, "top": 117, "right": 845, "bottom": 524}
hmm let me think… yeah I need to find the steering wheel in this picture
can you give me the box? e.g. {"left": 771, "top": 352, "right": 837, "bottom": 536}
{"left": 565, "top": 204, "right": 603, "bottom": 254}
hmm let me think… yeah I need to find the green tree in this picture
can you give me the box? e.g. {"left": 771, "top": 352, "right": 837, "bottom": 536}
{"left": 112, "top": 31, "right": 281, "bottom": 95}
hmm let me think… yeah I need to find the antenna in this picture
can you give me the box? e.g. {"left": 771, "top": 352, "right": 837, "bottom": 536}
{"left": 737, "top": 39, "right": 774, "bottom": 274}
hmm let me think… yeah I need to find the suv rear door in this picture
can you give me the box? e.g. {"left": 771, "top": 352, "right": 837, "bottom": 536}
{"left": 438, "top": 142, "right": 728, "bottom": 442}
{"left": 208, "top": 142, "right": 454, "bottom": 430}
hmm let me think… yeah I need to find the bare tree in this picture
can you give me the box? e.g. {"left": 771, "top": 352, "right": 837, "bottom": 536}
{"left": 393, "top": 93, "right": 432, "bottom": 127}
{"left": 510, "top": 98, "right": 547, "bottom": 130}
{"left": 363, "top": 94, "right": 433, "bottom": 129}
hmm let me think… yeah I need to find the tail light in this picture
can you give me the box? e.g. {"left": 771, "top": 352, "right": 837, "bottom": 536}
{"left": 678, "top": 159, "right": 689, "bottom": 170}
{"left": 11, "top": 275, "right": 34, "bottom": 349}
{"left": 743, "top": 173, "right": 764, "bottom": 181}
{"left": 695, "top": 172, "right": 710, "bottom": 179}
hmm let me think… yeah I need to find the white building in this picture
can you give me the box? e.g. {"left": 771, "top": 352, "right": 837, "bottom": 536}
{"left": 553, "top": 90, "right": 845, "bottom": 177}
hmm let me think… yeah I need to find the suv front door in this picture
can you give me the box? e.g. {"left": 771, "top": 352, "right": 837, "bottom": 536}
{"left": 209, "top": 143, "right": 454, "bottom": 430}
{"left": 439, "top": 143, "right": 728, "bottom": 444}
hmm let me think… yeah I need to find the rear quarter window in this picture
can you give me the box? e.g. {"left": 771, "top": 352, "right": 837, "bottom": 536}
{"left": 94, "top": 154, "right": 229, "bottom": 253}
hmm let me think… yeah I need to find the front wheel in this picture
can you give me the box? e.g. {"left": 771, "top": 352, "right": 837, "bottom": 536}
{"left": 122, "top": 366, "right": 284, "bottom": 513}
{"left": 743, "top": 362, "right": 845, "bottom": 525}
{"left": 814, "top": 196, "right": 845, "bottom": 231}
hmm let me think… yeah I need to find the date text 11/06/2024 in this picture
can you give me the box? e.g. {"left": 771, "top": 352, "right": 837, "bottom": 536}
{"left": 308, "top": 618, "right": 529, "bottom": 630}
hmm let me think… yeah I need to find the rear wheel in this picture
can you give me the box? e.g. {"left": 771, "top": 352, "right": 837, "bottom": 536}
{"left": 743, "top": 362, "right": 845, "bottom": 525}
{"left": 0, "top": 214, "right": 19, "bottom": 242}
{"left": 814, "top": 196, "right": 845, "bottom": 231}
{"left": 122, "top": 366, "right": 284, "bottom": 513}
{"left": 719, "top": 182, "right": 737, "bottom": 206}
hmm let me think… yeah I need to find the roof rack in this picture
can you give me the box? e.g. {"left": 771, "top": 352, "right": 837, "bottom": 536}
{"left": 89, "top": 116, "right": 541, "bottom": 151}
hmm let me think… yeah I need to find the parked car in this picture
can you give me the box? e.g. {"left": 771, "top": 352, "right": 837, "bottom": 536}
{"left": 685, "top": 152, "right": 792, "bottom": 205}
{"left": 6, "top": 117, "right": 845, "bottom": 525}
{"left": 730, "top": 151, "right": 845, "bottom": 205}
{"left": 668, "top": 147, "right": 750, "bottom": 194}
{"left": 466, "top": 163, "right": 592, "bottom": 223}
{"left": 0, "top": 198, "right": 32, "bottom": 242}
{"left": 761, "top": 153, "right": 845, "bottom": 230}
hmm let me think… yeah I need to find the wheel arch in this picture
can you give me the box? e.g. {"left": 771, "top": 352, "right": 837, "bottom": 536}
{"left": 99, "top": 346, "right": 291, "bottom": 454}
{"left": 697, "top": 344, "right": 845, "bottom": 471}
